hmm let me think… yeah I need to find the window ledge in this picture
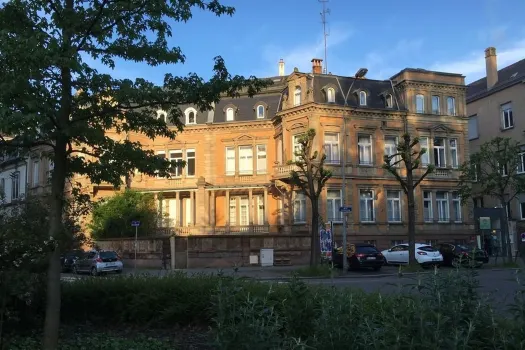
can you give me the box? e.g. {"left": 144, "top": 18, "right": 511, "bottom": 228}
{"left": 293, "top": 222, "right": 307, "bottom": 225}
{"left": 387, "top": 221, "right": 403, "bottom": 225}
{"left": 357, "top": 164, "right": 374, "bottom": 167}
{"left": 359, "top": 221, "right": 376, "bottom": 225}
{"left": 501, "top": 126, "right": 514, "bottom": 132}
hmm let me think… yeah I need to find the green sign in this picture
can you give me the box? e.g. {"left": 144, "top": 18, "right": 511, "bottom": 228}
{"left": 479, "top": 217, "right": 491, "bottom": 230}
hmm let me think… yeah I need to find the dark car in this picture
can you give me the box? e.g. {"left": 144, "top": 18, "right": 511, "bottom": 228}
{"left": 333, "top": 244, "right": 385, "bottom": 271}
{"left": 438, "top": 243, "right": 487, "bottom": 267}
{"left": 60, "top": 250, "right": 84, "bottom": 272}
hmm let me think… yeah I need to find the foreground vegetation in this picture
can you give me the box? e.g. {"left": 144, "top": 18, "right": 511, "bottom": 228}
{"left": 2, "top": 269, "right": 525, "bottom": 349}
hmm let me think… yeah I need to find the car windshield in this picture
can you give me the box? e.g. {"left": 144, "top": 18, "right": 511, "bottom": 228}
{"left": 418, "top": 245, "right": 438, "bottom": 252}
{"left": 99, "top": 251, "right": 118, "bottom": 259}
{"left": 356, "top": 246, "right": 379, "bottom": 254}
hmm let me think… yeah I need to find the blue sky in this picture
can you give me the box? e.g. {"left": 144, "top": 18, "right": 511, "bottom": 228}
{"left": 91, "top": 0, "right": 525, "bottom": 84}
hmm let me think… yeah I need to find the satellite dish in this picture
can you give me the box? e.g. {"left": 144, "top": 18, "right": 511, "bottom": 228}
{"left": 355, "top": 68, "right": 368, "bottom": 78}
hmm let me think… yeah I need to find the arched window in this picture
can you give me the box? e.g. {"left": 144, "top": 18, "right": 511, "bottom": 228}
{"left": 226, "top": 107, "right": 234, "bottom": 121}
{"left": 294, "top": 87, "right": 301, "bottom": 106}
{"left": 359, "top": 91, "right": 367, "bottom": 106}
{"left": 188, "top": 111, "right": 195, "bottom": 124}
{"left": 184, "top": 108, "right": 197, "bottom": 125}
{"left": 385, "top": 94, "right": 393, "bottom": 108}
{"left": 156, "top": 110, "right": 167, "bottom": 122}
{"left": 327, "top": 88, "right": 335, "bottom": 103}
{"left": 257, "top": 105, "right": 265, "bottom": 119}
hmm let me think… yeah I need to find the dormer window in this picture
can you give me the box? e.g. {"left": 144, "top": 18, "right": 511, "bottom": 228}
{"left": 226, "top": 107, "right": 235, "bottom": 121}
{"left": 294, "top": 87, "right": 301, "bottom": 106}
{"left": 327, "top": 87, "right": 335, "bottom": 103}
{"left": 184, "top": 107, "right": 197, "bottom": 125}
{"left": 385, "top": 94, "right": 393, "bottom": 108}
{"left": 359, "top": 91, "right": 367, "bottom": 106}
{"left": 156, "top": 110, "right": 167, "bottom": 122}
{"left": 257, "top": 105, "right": 265, "bottom": 119}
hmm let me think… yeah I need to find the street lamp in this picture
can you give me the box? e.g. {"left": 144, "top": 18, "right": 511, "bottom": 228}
{"left": 335, "top": 68, "right": 368, "bottom": 271}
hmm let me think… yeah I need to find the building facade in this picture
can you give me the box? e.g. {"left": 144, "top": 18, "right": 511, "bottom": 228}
{"left": 79, "top": 58, "right": 473, "bottom": 249}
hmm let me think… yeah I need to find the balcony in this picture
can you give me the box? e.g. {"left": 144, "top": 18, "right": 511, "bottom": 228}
{"left": 428, "top": 168, "right": 459, "bottom": 179}
{"left": 273, "top": 164, "right": 299, "bottom": 179}
{"left": 156, "top": 225, "right": 271, "bottom": 236}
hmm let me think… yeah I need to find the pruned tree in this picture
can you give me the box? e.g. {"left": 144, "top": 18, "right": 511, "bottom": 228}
{"left": 458, "top": 137, "right": 525, "bottom": 258}
{"left": 383, "top": 133, "right": 434, "bottom": 265}
{"left": 288, "top": 129, "right": 332, "bottom": 266}
{"left": 0, "top": 1, "right": 269, "bottom": 348}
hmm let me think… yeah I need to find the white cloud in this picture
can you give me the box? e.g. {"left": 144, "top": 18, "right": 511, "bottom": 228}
{"left": 430, "top": 39, "right": 525, "bottom": 82}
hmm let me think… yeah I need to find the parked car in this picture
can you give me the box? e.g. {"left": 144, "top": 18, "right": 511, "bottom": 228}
{"left": 438, "top": 243, "right": 487, "bottom": 267}
{"left": 381, "top": 243, "right": 443, "bottom": 267}
{"left": 72, "top": 250, "right": 123, "bottom": 276}
{"left": 333, "top": 243, "right": 385, "bottom": 271}
{"left": 60, "top": 249, "right": 84, "bottom": 272}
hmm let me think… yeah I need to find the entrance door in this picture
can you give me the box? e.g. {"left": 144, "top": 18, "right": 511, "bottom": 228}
{"left": 239, "top": 197, "right": 249, "bottom": 226}
{"left": 229, "top": 197, "right": 237, "bottom": 226}
{"left": 257, "top": 195, "right": 264, "bottom": 225}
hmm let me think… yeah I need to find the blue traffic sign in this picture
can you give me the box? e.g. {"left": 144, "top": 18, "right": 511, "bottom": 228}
{"left": 131, "top": 221, "right": 141, "bottom": 227}
{"left": 339, "top": 206, "right": 352, "bottom": 213}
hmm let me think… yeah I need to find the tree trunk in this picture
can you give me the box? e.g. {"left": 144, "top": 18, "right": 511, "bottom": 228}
{"left": 406, "top": 173, "right": 417, "bottom": 265}
{"left": 310, "top": 198, "right": 320, "bottom": 266}
{"left": 500, "top": 198, "right": 513, "bottom": 260}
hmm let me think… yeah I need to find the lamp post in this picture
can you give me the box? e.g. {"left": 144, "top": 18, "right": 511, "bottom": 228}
{"left": 335, "top": 68, "right": 368, "bottom": 271}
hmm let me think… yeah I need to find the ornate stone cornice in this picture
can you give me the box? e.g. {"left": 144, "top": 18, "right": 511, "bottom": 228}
{"left": 397, "top": 80, "right": 467, "bottom": 92}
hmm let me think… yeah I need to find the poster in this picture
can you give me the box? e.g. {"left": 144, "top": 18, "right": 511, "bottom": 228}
{"left": 320, "top": 225, "right": 333, "bottom": 260}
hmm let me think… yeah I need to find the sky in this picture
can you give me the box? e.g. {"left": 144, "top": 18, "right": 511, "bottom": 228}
{"left": 89, "top": 0, "right": 525, "bottom": 85}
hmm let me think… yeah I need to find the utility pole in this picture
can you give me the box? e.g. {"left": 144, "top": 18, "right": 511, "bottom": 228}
{"left": 319, "top": 0, "right": 330, "bottom": 74}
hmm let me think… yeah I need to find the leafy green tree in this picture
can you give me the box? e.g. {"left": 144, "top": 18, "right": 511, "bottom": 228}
{"left": 288, "top": 129, "right": 332, "bottom": 266}
{"left": 383, "top": 133, "right": 434, "bottom": 265}
{"left": 0, "top": 1, "right": 269, "bottom": 347}
{"left": 458, "top": 137, "right": 525, "bottom": 258}
{"left": 90, "top": 190, "right": 158, "bottom": 239}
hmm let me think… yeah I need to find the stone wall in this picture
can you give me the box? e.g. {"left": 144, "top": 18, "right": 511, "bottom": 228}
{"left": 96, "top": 234, "right": 311, "bottom": 269}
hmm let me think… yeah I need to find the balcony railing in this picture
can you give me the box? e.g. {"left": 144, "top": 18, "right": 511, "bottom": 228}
{"left": 273, "top": 164, "right": 298, "bottom": 177}
{"left": 155, "top": 225, "right": 271, "bottom": 236}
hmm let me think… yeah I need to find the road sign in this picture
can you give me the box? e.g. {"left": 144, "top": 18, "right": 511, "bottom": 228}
{"left": 479, "top": 217, "right": 491, "bottom": 230}
{"left": 339, "top": 206, "right": 352, "bottom": 213}
{"left": 131, "top": 221, "right": 141, "bottom": 227}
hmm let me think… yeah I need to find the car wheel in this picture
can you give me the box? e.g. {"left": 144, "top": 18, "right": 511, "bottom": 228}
{"left": 116, "top": 269, "right": 123, "bottom": 274}
{"left": 90, "top": 267, "right": 99, "bottom": 277}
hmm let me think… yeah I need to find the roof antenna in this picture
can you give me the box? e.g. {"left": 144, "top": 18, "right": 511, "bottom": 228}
{"left": 319, "top": 0, "right": 330, "bottom": 74}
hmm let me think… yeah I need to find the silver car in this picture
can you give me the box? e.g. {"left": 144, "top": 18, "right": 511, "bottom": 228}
{"left": 72, "top": 250, "right": 123, "bottom": 276}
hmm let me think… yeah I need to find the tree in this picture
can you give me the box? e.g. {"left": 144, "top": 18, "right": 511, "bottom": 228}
{"left": 0, "top": 1, "right": 269, "bottom": 348}
{"left": 458, "top": 137, "right": 525, "bottom": 258}
{"left": 90, "top": 190, "right": 158, "bottom": 240}
{"left": 288, "top": 129, "right": 332, "bottom": 266}
{"left": 383, "top": 132, "right": 434, "bottom": 265}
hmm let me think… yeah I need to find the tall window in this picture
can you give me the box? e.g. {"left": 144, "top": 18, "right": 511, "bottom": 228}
{"left": 385, "top": 94, "right": 393, "bottom": 108}
{"left": 186, "top": 149, "right": 195, "bottom": 176}
{"left": 420, "top": 137, "right": 429, "bottom": 166}
{"left": 452, "top": 192, "right": 462, "bottom": 222}
{"left": 256, "top": 145, "right": 267, "bottom": 174}
{"left": 499, "top": 162, "right": 508, "bottom": 176}
{"left": 436, "top": 191, "right": 449, "bottom": 222}
{"left": 358, "top": 135, "right": 372, "bottom": 165}
{"left": 449, "top": 139, "right": 458, "bottom": 168}
{"left": 239, "top": 197, "right": 249, "bottom": 226}
{"left": 294, "top": 87, "right": 301, "bottom": 106}
{"left": 0, "top": 178, "right": 4, "bottom": 196}
{"left": 47, "top": 160, "right": 54, "bottom": 179}
{"left": 433, "top": 138, "right": 446, "bottom": 168}
{"left": 294, "top": 192, "right": 306, "bottom": 223}
{"left": 518, "top": 151, "right": 525, "bottom": 174}
{"left": 384, "top": 136, "right": 399, "bottom": 165}
{"left": 359, "top": 190, "right": 375, "bottom": 222}
{"left": 431, "top": 95, "right": 440, "bottom": 114}
{"left": 226, "top": 108, "right": 234, "bottom": 121}
{"left": 156, "top": 151, "right": 166, "bottom": 177}
{"left": 324, "top": 133, "right": 340, "bottom": 164}
{"left": 157, "top": 110, "right": 167, "bottom": 122}
{"left": 416, "top": 94, "right": 425, "bottom": 113}
{"left": 501, "top": 103, "right": 513, "bottom": 129}
{"left": 229, "top": 197, "right": 237, "bottom": 226}
{"left": 386, "top": 190, "right": 402, "bottom": 223}
{"left": 468, "top": 115, "right": 479, "bottom": 140}
{"left": 359, "top": 91, "right": 367, "bottom": 106}
{"left": 292, "top": 134, "right": 303, "bottom": 161}
{"left": 238, "top": 146, "right": 253, "bottom": 175}
{"left": 11, "top": 171, "right": 20, "bottom": 200}
{"left": 169, "top": 150, "right": 183, "bottom": 177}
{"left": 447, "top": 97, "right": 456, "bottom": 116}
{"left": 225, "top": 147, "right": 235, "bottom": 175}
{"left": 327, "top": 88, "right": 335, "bottom": 103}
{"left": 423, "top": 191, "right": 433, "bottom": 222}
{"left": 185, "top": 108, "right": 197, "bottom": 124}
{"left": 257, "top": 105, "right": 265, "bottom": 119}
{"left": 32, "top": 159, "right": 39, "bottom": 186}
{"left": 327, "top": 189, "right": 342, "bottom": 222}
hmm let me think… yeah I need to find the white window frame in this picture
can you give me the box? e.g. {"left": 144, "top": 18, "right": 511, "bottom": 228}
{"left": 433, "top": 137, "right": 446, "bottom": 168}
{"left": 294, "top": 192, "right": 306, "bottom": 223}
{"left": 386, "top": 190, "right": 402, "bottom": 223}
{"left": 447, "top": 96, "right": 456, "bottom": 116}
{"left": 292, "top": 134, "right": 303, "bottom": 161}
{"left": 32, "top": 159, "right": 40, "bottom": 187}
{"left": 436, "top": 191, "right": 449, "bottom": 222}
{"left": 452, "top": 192, "right": 462, "bottom": 222}
{"left": 256, "top": 144, "right": 267, "bottom": 174}
{"left": 518, "top": 151, "right": 525, "bottom": 174}
{"left": 449, "top": 138, "right": 458, "bottom": 169}
{"left": 468, "top": 115, "right": 479, "bottom": 140}
{"left": 184, "top": 107, "right": 197, "bottom": 125}
{"left": 358, "top": 135, "right": 373, "bottom": 165}
{"left": 423, "top": 191, "right": 433, "bottom": 222}
{"left": 226, "top": 107, "right": 235, "bottom": 122}
{"left": 327, "top": 189, "right": 342, "bottom": 222}
{"left": 520, "top": 202, "right": 525, "bottom": 220}
{"left": 324, "top": 132, "right": 340, "bottom": 164}
{"left": 170, "top": 150, "right": 183, "bottom": 177}
{"left": 327, "top": 88, "right": 335, "bottom": 103}
{"left": 294, "top": 87, "right": 301, "bottom": 106}
{"left": 0, "top": 178, "right": 4, "bottom": 197}
{"left": 239, "top": 197, "right": 249, "bottom": 226}
{"left": 359, "top": 189, "right": 375, "bottom": 223}
{"left": 238, "top": 145, "right": 253, "bottom": 175}
{"left": 385, "top": 94, "right": 393, "bottom": 108}
{"left": 256, "top": 105, "right": 265, "bottom": 119}
{"left": 416, "top": 94, "right": 425, "bottom": 113}
{"left": 11, "top": 171, "right": 20, "bottom": 200}
{"left": 359, "top": 91, "right": 367, "bottom": 106}
{"left": 431, "top": 95, "right": 440, "bottom": 114}
{"left": 229, "top": 197, "right": 237, "bottom": 226}
{"left": 420, "top": 137, "right": 429, "bottom": 166}
{"left": 501, "top": 103, "right": 513, "bottom": 129}
{"left": 499, "top": 162, "right": 508, "bottom": 177}
{"left": 384, "top": 136, "right": 399, "bottom": 166}
{"left": 156, "top": 151, "right": 166, "bottom": 177}
{"left": 186, "top": 149, "right": 195, "bottom": 177}
{"left": 225, "top": 146, "right": 236, "bottom": 176}
{"left": 156, "top": 110, "right": 167, "bottom": 122}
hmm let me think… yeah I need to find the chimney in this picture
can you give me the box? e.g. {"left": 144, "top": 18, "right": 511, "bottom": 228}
{"left": 485, "top": 47, "right": 498, "bottom": 89}
{"left": 311, "top": 58, "right": 323, "bottom": 74}
{"left": 278, "top": 59, "right": 285, "bottom": 76}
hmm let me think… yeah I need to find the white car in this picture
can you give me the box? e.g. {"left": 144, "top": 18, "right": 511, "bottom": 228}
{"left": 381, "top": 243, "right": 443, "bottom": 266}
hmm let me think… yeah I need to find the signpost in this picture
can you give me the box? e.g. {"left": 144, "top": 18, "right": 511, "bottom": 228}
{"left": 131, "top": 221, "right": 141, "bottom": 270}
{"left": 339, "top": 206, "right": 352, "bottom": 270}
{"left": 479, "top": 217, "right": 491, "bottom": 230}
